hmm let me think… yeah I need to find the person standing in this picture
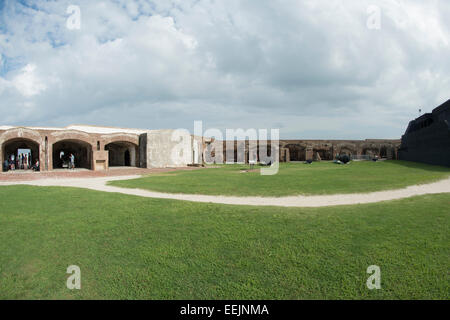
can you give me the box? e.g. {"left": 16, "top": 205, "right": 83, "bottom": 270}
{"left": 70, "top": 153, "right": 75, "bottom": 169}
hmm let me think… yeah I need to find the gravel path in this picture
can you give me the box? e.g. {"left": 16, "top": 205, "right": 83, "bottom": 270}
{"left": 1, "top": 175, "right": 449, "bottom": 207}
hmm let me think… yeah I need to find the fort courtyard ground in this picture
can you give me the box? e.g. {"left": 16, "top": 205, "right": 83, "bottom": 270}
{"left": 0, "top": 160, "right": 448, "bottom": 299}
{"left": 0, "top": 102, "right": 448, "bottom": 300}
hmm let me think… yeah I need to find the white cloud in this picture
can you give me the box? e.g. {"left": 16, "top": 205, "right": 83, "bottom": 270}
{"left": 0, "top": 0, "right": 449, "bottom": 138}
{"left": 12, "top": 64, "right": 47, "bottom": 97}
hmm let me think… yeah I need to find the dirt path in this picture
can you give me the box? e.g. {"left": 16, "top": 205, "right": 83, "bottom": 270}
{"left": 1, "top": 175, "right": 449, "bottom": 207}
{"left": 0, "top": 166, "right": 199, "bottom": 182}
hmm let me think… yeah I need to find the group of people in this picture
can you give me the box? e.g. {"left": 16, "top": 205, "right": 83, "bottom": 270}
{"left": 3, "top": 153, "right": 39, "bottom": 172}
{"left": 3, "top": 150, "right": 76, "bottom": 172}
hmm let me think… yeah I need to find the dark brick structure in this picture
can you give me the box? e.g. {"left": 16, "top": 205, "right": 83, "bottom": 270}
{"left": 398, "top": 100, "right": 450, "bottom": 167}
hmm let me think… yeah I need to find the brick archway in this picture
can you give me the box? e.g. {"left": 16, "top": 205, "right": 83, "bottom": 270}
{"left": 100, "top": 134, "right": 140, "bottom": 149}
{"left": 336, "top": 143, "right": 357, "bottom": 157}
{"left": 0, "top": 128, "right": 44, "bottom": 171}
{"left": 1, "top": 138, "right": 40, "bottom": 171}
{"left": 52, "top": 139, "right": 93, "bottom": 170}
{"left": 49, "top": 131, "right": 94, "bottom": 170}
{"left": 285, "top": 143, "right": 307, "bottom": 161}
{"left": 105, "top": 141, "right": 139, "bottom": 167}
{"left": 101, "top": 134, "right": 140, "bottom": 168}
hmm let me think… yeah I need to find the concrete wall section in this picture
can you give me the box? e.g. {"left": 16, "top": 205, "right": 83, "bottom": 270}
{"left": 146, "top": 129, "right": 193, "bottom": 168}
{"left": 93, "top": 151, "right": 109, "bottom": 171}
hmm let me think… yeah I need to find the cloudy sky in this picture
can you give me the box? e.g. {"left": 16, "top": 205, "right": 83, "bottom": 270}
{"left": 0, "top": 0, "right": 449, "bottom": 139}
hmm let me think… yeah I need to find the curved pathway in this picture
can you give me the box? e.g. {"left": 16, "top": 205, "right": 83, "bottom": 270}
{"left": 1, "top": 174, "right": 450, "bottom": 207}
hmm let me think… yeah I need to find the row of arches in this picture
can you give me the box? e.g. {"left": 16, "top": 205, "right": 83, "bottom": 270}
{"left": 2, "top": 137, "right": 139, "bottom": 171}
{"left": 284, "top": 144, "right": 335, "bottom": 161}
{"left": 283, "top": 144, "right": 395, "bottom": 161}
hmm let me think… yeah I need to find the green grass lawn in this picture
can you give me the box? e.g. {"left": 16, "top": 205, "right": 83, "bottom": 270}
{"left": 109, "top": 160, "right": 450, "bottom": 196}
{"left": 0, "top": 185, "right": 448, "bottom": 299}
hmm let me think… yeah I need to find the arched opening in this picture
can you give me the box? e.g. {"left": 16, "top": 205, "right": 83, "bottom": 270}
{"left": 52, "top": 139, "right": 92, "bottom": 170}
{"left": 338, "top": 147, "right": 355, "bottom": 157}
{"left": 362, "top": 147, "right": 380, "bottom": 157}
{"left": 313, "top": 148, "right": 333, "bottom": 160}
{"left": 286, "top": 144, "right": 306, "bottom": 161}
{"left": 105, "top": 141, "right": 138, "bottom": 167}
{"left": 380, "top": 146, "right": 388, "bottom": 158}
{"left": 2, "top": 138, "right": 40, "bottom": 171}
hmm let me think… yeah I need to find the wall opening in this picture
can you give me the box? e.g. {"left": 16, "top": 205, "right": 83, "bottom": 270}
{"left": 105, "top": 141, "right": 138, "bottom": 167}
{"left": 313, "top": 148, "right": 333, "bottom": 160}
{"left": 2, "top": 138, "right": 40, "bottom": 171}
{"left": 338, "top": 147, "right": 355, "bottom": 157}
{"left": 124, "top": 150, "right": 131, "bottom": 166}
{"left": 286, "top": 144, "right": 306, "bottom": 161}
{"left": 363, "top": 147, "right": 380, "bottom": 157}
{"left": 52, "top": 139, "right": 92, "bottom": 169}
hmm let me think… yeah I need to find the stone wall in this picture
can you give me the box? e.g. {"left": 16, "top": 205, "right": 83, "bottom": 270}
{"left": 203, "top": 138, "right": 400, "bottom": 164}
{"left": 0, "top": 125, "right": 405, "bottom": 171}
{"left": 0, "top": 127, "right": 143, "bottom": 171}
{"left": 280, "top": 139, "right": 400, "bottom": 161}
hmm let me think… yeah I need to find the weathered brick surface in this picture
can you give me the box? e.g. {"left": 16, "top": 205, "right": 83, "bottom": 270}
{"left": 1, "top": 125, "right": 402, "bottom": 173}
{"left": 204, "top": 138, "right": 400, "bottom": 163}
{"left": 0, "top": 127, "right": 142, "bottom": 171}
